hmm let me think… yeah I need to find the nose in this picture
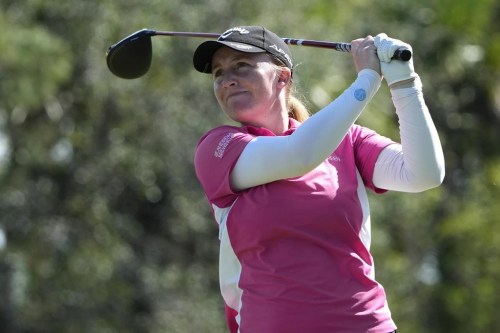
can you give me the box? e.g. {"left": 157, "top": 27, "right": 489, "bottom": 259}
{"left": 219, "top": 72, "right": 237, "bottom": 89}
{"left": 223, "top": 80, "right": 237, "bottom": 88}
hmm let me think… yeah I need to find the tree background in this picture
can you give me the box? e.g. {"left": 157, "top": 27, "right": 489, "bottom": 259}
{"left": 0, "top": 0, "right": 499, "bottom": 332}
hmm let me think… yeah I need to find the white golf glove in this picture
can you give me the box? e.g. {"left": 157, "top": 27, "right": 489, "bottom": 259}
{"left": 374, "top": 33, "right": 418, "bottom": 87}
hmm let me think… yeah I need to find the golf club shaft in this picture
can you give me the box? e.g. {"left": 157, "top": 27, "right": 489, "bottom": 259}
{"left": 151, "top": 30, "right": 411, "bottom": 60}
{"left": 154, "top": 31, "right": 350, "bottom": 51}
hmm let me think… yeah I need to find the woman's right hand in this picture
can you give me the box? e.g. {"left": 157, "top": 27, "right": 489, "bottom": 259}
{"left": 350, "top": 36, "right": 381, "bottom": 75}
{"left": 374, "top": 33, "right": 418, "bottom": 88}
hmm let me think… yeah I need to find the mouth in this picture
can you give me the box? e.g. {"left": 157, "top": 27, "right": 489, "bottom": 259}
{"left": 227, "top": 91, "right": 247, "bottom": 100}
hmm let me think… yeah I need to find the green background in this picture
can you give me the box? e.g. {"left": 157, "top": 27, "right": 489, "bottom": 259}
{"left": 0, "top": 0, "right": 499, "bottom": 332}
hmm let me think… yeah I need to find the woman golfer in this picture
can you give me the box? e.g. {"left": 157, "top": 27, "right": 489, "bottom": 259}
{"left": 193, "top": 25, "right": 444, "bottom": 333}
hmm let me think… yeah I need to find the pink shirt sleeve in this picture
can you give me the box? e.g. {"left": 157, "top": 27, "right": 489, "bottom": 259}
{"left": 194, "top": 126, "right": 254, "bottom": 207}
{"left": 350, "top": 125, "right": 395, "bottom": 193}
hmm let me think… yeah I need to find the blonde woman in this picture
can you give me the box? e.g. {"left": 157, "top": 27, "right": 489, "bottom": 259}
{"left": 193, "top": 25, "right": 444, "bottom": 333}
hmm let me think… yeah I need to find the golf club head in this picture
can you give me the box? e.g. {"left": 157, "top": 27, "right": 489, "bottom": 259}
{"left": 106, "top": 29, "right": 156, "bottom": 79}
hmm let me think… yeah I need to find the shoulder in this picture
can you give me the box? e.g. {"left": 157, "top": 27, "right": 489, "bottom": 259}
{"left": 348, "top": 124, "right": 378, "bottom": 139}
{"left": 196, "top": 125, "right": 254, "bottom": 158}
{"left": 194, "top": 125, "right": 257, "bottom": 207}
{"left": 346, "top": 124, "right": 395, "bottom": 149}
{"left": 197, "top": 125, "right": 244, "bottom": 144}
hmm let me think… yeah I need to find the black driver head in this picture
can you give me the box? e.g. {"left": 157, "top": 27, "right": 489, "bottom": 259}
{"left": 106, "top": 29, "right": 156, "bottom": 79}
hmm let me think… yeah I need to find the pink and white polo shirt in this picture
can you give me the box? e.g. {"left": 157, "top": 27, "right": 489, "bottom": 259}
{"left": 194, "top": 119, "right": 398, "bottom": 333}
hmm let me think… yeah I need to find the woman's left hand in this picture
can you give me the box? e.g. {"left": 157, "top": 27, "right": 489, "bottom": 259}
{"left": 350, "top": 36, "right": 381, "bottom": 75}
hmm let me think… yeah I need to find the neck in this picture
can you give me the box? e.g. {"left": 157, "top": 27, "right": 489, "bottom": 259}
{"left": 242, "top": 106, "right": 289, "bottom": 135}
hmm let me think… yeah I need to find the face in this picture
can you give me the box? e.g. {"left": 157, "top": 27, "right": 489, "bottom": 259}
{"left": 211, "top": 47, "right": 290, "bottom": 125}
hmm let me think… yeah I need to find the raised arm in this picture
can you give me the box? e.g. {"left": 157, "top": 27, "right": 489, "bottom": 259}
{"left": 373, "top": 34, "right": 445, "bottom": 192}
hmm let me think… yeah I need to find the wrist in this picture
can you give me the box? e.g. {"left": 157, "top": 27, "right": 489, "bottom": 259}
{"left": 358, "top": 68, "right": 382, "bottom": 82}
{"left": 389, "top": 77, "right": 416, "bottom": 89}
{"left": 355, "top": 68, "right": 382, "bottom": 101}
{"left": 390, "top": 76, "right": 423, "bottom": 99}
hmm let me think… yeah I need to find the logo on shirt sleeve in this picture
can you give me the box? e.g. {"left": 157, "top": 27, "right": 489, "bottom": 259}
{"left": 354, "top": 88, "right": 367, "bottom": 101}
{"left": 214, "top": 133, "right": 234, "bottom": 158}
{"left": 328, "top": 155, "right": 342, "bottom": 163}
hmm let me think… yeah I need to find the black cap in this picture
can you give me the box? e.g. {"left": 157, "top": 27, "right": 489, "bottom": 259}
{"left": 193, "top": 26, "right": 293, "bottom": 73}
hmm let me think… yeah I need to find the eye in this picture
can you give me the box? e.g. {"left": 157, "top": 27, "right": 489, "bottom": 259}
{"left": 212, "top": 68, "right": 222, "bottom": 80}
{"left": 235, "top": 61, "right": 250, "bottom": 70}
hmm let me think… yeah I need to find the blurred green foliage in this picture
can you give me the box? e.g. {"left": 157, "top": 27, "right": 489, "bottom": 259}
{"left": 0, "top": 0, "right": 498, "bottom": 332}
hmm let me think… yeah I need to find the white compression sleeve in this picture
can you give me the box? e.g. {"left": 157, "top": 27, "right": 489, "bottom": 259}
{"left": 231, "top": 69, "right": 382, "bottom": 191}
{"left": 373, "top": 77, "right": 445, "bottom": 192}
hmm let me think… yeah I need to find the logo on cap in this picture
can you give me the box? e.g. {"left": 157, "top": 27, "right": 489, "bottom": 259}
{"left": 269, "top": 44, "right": 293, "bottom": 68}
{"left": 219, "top": 27, "right": 250, "bottom": 40}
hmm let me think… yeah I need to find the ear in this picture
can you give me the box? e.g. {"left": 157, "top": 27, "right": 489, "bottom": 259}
{"left": 277, "top": 67, "right": 292, "bottom": 87}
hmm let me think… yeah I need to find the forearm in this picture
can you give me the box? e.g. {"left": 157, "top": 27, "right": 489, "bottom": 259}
{"left": 231, "top": 69, "right": 382, "bottom": 190}
{"left": 373, "top": 77, "right": 445, "bottom": 192}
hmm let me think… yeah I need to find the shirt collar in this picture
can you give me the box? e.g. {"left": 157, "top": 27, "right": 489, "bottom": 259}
{"left": 243, "top": 118, "right": 301, "bottom": 137}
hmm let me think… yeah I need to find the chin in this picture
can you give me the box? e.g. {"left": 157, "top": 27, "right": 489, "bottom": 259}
{"left": 225, "top": 108, "right": 255, "bottom": 124}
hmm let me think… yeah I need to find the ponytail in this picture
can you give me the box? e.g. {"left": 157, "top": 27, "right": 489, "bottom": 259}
{"left": 287, "top": 93, "right": 310, "bottom": 123}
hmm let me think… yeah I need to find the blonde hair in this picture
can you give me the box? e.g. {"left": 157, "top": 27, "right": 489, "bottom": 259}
{"left": 286, "top": 85, "right": 310, "bottom": 123}
{"left": 270, "top": 56, "right": 310, "bottom": 123}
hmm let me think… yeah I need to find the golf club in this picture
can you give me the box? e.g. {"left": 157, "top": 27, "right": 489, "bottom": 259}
{"left": 106, "top": 28, "right": 412, "bottom": 79}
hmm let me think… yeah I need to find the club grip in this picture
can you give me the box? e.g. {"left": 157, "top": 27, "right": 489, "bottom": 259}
{"left": 392, "top": 48, "right": 412, "bottom": 61}
{"left": 334, "top": 43, "right": 411, "bottom": 62}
